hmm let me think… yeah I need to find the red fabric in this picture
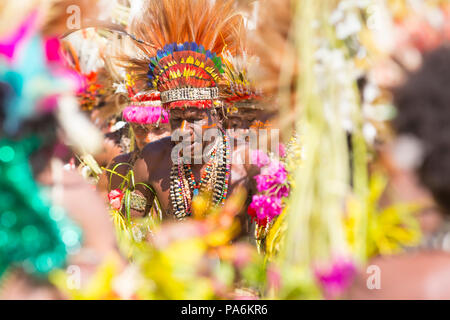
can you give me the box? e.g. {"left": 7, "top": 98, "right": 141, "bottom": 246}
{"left": 164, "top": 100, "right": 214, "bottom": 109}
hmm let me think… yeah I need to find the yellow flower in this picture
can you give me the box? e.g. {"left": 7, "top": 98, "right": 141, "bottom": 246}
{"left": 345, "top": 172, "right": 422, "bottom": 259}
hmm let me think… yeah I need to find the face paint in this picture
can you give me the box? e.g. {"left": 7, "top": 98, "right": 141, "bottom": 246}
{"left": 181, "top": 120, "right": 188, "bottom": 131}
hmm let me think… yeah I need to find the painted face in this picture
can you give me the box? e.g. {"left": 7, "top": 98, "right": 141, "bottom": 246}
{"left": 169, "top": 107, "right": 219, "bottom": 159}
{"left": 223, "top": 108, "right": 261, "bottom": 142}
{"left": 131, "top": 123, "right": 171, "bottom": 150}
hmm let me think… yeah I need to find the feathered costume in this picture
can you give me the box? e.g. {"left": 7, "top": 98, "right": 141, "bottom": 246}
{"left": 121, "top": 0, "right": 244, "bottom": 219}
{"left": 221, "top": 49, "right": 262, "bottom": 116}
{"left": 125, "top": 0, "right": 244, "bottom": 109}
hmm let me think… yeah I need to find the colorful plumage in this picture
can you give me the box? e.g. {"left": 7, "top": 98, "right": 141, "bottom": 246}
{"left": 61, "top": 29, "right": 125, "bottom": 124}
{"left": 220, "top": 49, "right": 262, "bottom": 108}
{"left": 124, "top": 0, "right": 245, "bottom": 108}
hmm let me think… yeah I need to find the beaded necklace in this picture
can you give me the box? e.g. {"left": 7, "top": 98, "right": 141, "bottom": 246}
{"left": 170, "top": 129, "right": 231, "bottom": 219}
{"left": 184, "top": 146, "right": 217, "bottom": 197}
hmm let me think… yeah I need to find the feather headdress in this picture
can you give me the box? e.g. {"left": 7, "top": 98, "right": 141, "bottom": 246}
{"left": 60, "top": 0, "right": 139, "bottom": 124}
{"left": 251, "top": 0, "right": 296, "bottom": 103}
{"left": 220, "top": 49, "right": 262, "bottom": 110}
{"left": 125, "top": 0, "right": 244, "bottom": 109}
{"left": 61, "top": 30, "right": 120, "bottom": 117}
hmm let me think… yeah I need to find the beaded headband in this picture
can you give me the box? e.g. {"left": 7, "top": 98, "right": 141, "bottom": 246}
{"left": 160, "top": 87, "right": 219, "bottom": 104}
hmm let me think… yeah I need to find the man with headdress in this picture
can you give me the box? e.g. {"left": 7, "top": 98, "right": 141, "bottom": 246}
{"left": 100, "top": 86, "right": 170, "bottom": 221}
{"left": 220, "top": 50, "right": 267, "bottom": 146}
{"left": 108, "top": 0, "right": 260, "bottom": 233}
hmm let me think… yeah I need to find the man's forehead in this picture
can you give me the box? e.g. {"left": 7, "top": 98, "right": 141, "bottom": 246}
{"left": 232, "top": 108, "right": 258, "bottom": 118}
{"left": 170, "top": 107, "right": 210, "bottom": 117}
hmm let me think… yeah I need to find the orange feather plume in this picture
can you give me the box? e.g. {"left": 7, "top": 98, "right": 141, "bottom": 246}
{"left": 124, "top": 0, "right": 245, "bottom": 91}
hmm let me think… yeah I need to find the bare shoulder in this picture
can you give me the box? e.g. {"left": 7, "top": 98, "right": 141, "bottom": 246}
{"left": 141, "top": 136, "right": 173, "bottom": 159}
{"left": 141, "top": 136, "right": 173, "bottom": 169}
{"left": 111, "top": 152, "right": 134, "bottom": 165}
{"left": 108, "top": 152, "right": 134, "bottom": 172}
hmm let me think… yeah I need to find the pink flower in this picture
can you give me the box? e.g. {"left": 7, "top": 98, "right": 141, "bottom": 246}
{"left": 276, "top": 185, "right": 290, "bottom": 198}
{"left": 254, "top": 174, "right": 273, "bottom": 193}
{"left": 314, "top": 257, "right": 356, "bottom": 299}
{"left": 251, "top": 149, "right": 270, "bottom": 168}
{"left": 255, "top": 161, "right": 288, "bottom": 193}
{"left": 248, "top": 195, "right": 282, "bottom": 224}
{"left": 44, "top": 37, "right": 63, "bottom": 63}
{"left": 262, "top": 160, "right": 287, "bottom": 183}
{"left": 267, "top": 264, "right": 282, "bottom": 291}
{"left": 108, "top": 189, "right": 124, "bottom": 210}
{"left": 231, "top": 243, "right": 254, "bottom": 268}
{"left": 279, "top": 143, "right": 286, "bottom": 158}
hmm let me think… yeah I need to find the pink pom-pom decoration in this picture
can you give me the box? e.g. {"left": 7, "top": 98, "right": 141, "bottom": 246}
{"left": 123, "top": 90, "right": 169, "bottom": 124}
{"left": 123, "top": 106, "right": 169, "bottom": 124}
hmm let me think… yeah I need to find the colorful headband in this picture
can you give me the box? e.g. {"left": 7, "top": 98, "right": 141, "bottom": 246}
{"left": 122, "top": 89, "right": 169, "bottom": 124}
{"left": 147, "top": 41, "right": 224, "bottom": 110}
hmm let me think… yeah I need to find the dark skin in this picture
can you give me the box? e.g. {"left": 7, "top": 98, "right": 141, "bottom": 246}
{"left": 131, "top": 123, "right": 171, "bottom": 151}
{"left": 97, "top": 123, "right": 170, "bottom": 201}
{"left": 107, "top": 107, "right": 259, "bottom": 231}
{"left": 223, "top": 108, "right": 260, "bottom": 132}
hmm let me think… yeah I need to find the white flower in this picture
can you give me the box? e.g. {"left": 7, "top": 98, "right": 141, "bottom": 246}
{"left": 336, "top": 11, "right": 362, "bottom": 39}
{"left": 362, "top": 122, "right": 377, "bottom": 145}
{"left": 363, "top": 82, "right": 380, "bottom": 104}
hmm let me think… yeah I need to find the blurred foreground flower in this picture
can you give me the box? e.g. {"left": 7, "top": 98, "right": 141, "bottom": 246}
{"left": 113, "top": 188, "right": 269, "bottom": 299}
{"left": 314, "top": 257, "right": 356, "bottom": 300}
{"left": 108, "top": 189, "right": 124, "bottom": 210}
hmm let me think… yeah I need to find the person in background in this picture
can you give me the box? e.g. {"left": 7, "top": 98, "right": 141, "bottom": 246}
{"left": 347, "top": 45, "right": 450, "bottom": 299}
{"left": 98, "top": 89, "right": 170, "bottom": 219}
{"left": 0, "top": 3, "right": 123, "bottom": 299}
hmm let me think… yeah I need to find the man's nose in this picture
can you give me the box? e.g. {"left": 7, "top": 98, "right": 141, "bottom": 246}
{"left": 240, "top": 119, "right": 251, "bottom": 130}
{"left": 181, "top": 120, "right": 196, "bottom": 137}
{"left": 181, "top": 120, "right": 191, "bottom": 132}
